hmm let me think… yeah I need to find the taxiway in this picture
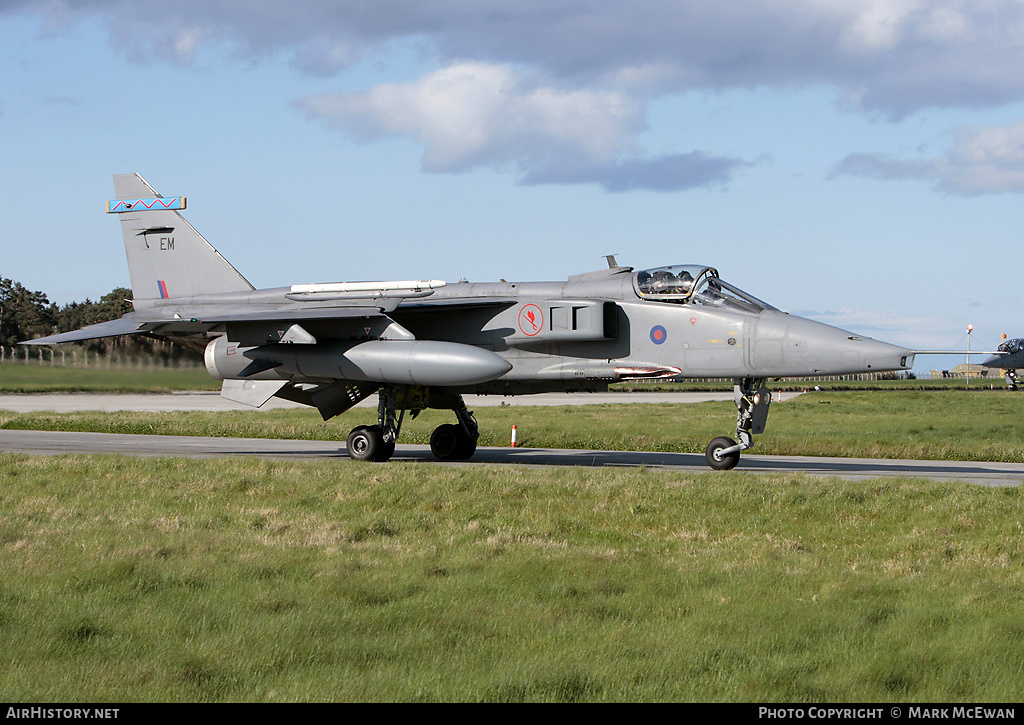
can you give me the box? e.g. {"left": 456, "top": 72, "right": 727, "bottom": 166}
{"left": 0, "top": 391, "right": 1016, "bottom": 486}
{"left": 0, "top": 429, "right": 1018, "bottom": 487}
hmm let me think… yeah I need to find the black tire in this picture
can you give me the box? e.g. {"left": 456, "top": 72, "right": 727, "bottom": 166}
{"left": 705, "top": 436, "right": 740, "bottom": 470}
{"left": 430, "top": 424, "right": 476, "bottom": 461}
{"left": 347, "top": 425, "right": 393, "bottom": 462}
{"left": 454, "top": 433, "right": 477, "bottom": 460}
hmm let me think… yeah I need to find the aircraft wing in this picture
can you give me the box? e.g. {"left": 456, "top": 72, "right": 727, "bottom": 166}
{"left": 196, "top": 306, "right": 394, "bottom": 324}
{"left": 394, "top": 297, "right": 517, "bottom": 313}
{"left": 20, "top": 317, "right": 151, "bottom": 346}
{"left": 21, "top": 304, "right": 401, "bottom": 347}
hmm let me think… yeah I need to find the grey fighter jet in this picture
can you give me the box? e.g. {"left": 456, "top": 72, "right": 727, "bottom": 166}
{"left": 981, "top": 336, "right": 1024, "bottom": 389}
{"left": 24, "top": 174, "right": 916, "bottom": 469}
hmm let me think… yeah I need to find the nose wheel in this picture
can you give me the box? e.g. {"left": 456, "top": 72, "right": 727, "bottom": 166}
{"left": 706, "top": 436, "right": 741, "bottom": 470}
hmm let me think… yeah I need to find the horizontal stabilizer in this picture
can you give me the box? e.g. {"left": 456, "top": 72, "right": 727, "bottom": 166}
{"left": 220, "top": 379, "right": 287, "bottom": 408}
{"left": 20, "top": 318, "right": 145, "bottom": 346}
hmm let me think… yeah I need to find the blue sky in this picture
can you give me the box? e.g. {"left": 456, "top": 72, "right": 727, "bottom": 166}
{"left": 3, "top": 1, "right": 1024, "bottom": 373}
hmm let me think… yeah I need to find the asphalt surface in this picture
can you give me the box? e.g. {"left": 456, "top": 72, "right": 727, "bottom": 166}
{"left": 0, "top": 391, "right": 1018, "bottom": 486}
{"left": 0, "top": 428, "right": 1019, "bottom": 487}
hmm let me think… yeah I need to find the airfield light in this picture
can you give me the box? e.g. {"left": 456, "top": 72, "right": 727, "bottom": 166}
{"left": 967, "top": 325, "right": 973, "bottom": 388}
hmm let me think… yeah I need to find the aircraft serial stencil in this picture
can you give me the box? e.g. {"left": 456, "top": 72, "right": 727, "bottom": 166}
{"left": 24, "top": 174, "right": 916, "bottom": 469}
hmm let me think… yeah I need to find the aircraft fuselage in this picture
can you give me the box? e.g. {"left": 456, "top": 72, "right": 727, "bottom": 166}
{"left": 23, "top": 174, "right": 919, "bottom": 468}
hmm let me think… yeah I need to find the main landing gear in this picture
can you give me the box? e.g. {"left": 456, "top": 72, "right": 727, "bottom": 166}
{"left": 345, "top": 385, "right": 479, "bottom": 463}
{"left": 705, "top": 377, "right": 771, "bottom": 471}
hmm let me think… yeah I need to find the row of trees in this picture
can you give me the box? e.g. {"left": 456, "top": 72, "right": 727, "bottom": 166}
{"left": 0, "top": 276, "right": 195, "bottom": 362}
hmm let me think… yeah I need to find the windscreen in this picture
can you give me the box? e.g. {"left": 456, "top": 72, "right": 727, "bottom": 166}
{"left": 634, "top": 265, "right": 773, "bottom": 313}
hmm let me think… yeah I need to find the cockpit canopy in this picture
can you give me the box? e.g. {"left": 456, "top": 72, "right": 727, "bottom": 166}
{"left": 999, "top": 339, "right": 1024, "bottom": 354}
{"left": 634, "top": 265, "right": 773, "bottom": 313}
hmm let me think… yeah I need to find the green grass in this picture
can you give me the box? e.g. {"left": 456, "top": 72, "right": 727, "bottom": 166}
{"left": 3, "top": 390, "right": 1023, "bottom": 462}
{"left": 0, "top": 364, "right": 217, "bottom": 393}
{"left": 0, "top": 454, "right": 1021, "bottom": 701}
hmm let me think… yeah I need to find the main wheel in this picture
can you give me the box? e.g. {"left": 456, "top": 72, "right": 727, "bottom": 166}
{"left": 705, "top": 436, "right": 740, "bottom": 470}
{"left": 347, "top": 425, "right": 393, "bottom": 462}
{"left": 430, "top": 424, "right": 477, "bottom": 461}
{"left": 454, "top": 433, "right": 477, "bottom": 460}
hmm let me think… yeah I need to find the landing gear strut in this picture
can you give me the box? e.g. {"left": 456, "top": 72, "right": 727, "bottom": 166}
{"left": 346, "top": 386, "right": 402, "bottom": 462}
{"left": 344, "top": 386, "right": 480, "bottom": 462}
{"left": 705, "top": 377, "right": 771, "bottom": 471}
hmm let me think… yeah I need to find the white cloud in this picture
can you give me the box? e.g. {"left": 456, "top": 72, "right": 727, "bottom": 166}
{"left": 943, "top": 120, "right": 1024, "bottom": 193}
{"left": 12, "top": 0, "right": 1024, "bottom": 191}
{"left": 16, "top": 0, "right": 1024, "bottom": 116}
{"left": 836, "top": 0, "right": 920, "bottom": 52}
{"left": 832, "top": 118, "right": 1024, "bottom": 195}
{"left": 302, "top": 63, "right": 638, "bottom": 172}
{"left": 300, "top": 61, "right": 743, "bottom": 191}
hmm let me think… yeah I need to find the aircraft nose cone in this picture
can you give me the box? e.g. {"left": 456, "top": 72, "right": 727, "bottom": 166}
{"left": 750, "top": 311, "right": 914, "bottom": 377}
{"left": 849, "top": 336, "right": 916, "bottom": 375}
{"left": 981, "top": 354, "right": 1004, "bottom": 368}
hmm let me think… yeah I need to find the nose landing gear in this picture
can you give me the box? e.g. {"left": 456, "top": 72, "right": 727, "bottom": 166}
{"left": 705, "top": 377, "right": 771, "bottom": 470}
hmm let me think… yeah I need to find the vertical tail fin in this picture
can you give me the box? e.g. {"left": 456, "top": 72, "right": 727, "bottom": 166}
{"left": 110, "top": 174, "right": 254, "bottom": 302}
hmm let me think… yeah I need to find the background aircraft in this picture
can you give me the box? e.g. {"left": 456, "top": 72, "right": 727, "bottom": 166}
{"left": 25, "top": 174, "right": 916, "bottom": 469}
{"left": 981, "top": 335, "right": 1024, "bottom": 389}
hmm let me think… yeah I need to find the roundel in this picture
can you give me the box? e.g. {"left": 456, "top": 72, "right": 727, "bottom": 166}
{"left": 650, "top": 325, "right": 667, "bottom": 345}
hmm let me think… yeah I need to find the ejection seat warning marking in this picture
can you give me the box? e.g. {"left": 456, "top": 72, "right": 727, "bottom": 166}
{"left": 518, "top": 304, "right": 543, "bottom": 336}
{"left": 650, "top": 325, "right": 667, "bottom": 345}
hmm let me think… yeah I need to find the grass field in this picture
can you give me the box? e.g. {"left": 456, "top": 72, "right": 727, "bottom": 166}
{"left": 3, "top": 389, "right": 1022, "bottom": 462}
{"left": 0, "top": 364, "right": 216, "bottom": 393}
{"left": 2, "top": 370, "right": 1022, "bottom": 701}
{"left": 1, "top": 454, "right": 1022, "bottom": 702}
